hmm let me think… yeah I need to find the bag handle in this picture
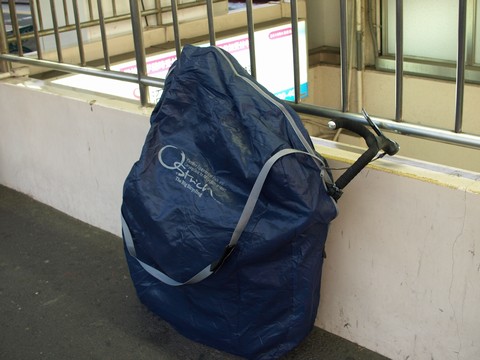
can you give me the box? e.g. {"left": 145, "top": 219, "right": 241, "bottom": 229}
{"left": 327, "top": 109, "right": 399, "bottom": 200}
{"left": 122, "top": 148, "right": 330, "bottom": 286}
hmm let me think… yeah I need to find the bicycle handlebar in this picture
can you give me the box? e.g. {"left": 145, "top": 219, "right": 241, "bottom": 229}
{"left": 327, "top": 110, "right": 399, "bottom": 200}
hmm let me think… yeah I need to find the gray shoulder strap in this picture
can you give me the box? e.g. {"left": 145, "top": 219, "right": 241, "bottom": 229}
{"left": 122, "top": 148, "right": 326, "bottom": 286}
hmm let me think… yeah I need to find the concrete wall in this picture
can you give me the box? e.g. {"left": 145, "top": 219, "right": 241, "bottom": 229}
{"left": 0, "top": 79, "right": 150, "bottom": 235}
{"left": 306, "top": 0, "right": 340, "bottom": 49}
{"left": 315, "top": 143, "right": 480, "bottom": 360}
{"left": 1, "top": 79, "right": 480, "bottom": 360}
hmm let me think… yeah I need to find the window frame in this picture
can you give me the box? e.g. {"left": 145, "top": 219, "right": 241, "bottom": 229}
{"left": 376, "top": 0, "right": 480, "bottom": 84}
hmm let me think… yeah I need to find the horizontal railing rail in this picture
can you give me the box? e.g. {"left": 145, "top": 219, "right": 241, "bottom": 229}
{"left": 290, "top": 103, "right": 480, "bottom": 150}
{"left": 1, "top": 0, "right": 480, "bottom": 150}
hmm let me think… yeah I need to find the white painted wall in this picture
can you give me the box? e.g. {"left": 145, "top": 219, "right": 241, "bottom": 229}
{"left": 1, "top": 79, "right": 480, "bottom": 360}
{"left": 0, "top": 79, "right": 150, "bottom": 235}
{"left": 316, "top": 148, "right": 480, "bottom": 360}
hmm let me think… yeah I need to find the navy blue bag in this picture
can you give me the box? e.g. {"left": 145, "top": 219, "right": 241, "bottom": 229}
{"left": 121, "top": 45, "right": 338, "bottom": 359}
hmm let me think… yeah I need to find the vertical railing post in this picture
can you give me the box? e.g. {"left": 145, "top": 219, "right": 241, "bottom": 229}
{"left": 170, "top": 0, "right": 181, "bottom": 59}
{"left": 206, "top": 0, "right": 216, "bottom": 45}
{"left": 35, "top": 0, "right": 44, "bottom": 30}
{"left": 49, "top": 0, "right": 63, "bottom": 62}
{"left": 0, "top": 4, "right": 11, "bottom": 73}
{"left": 290, "top": 0, "right": 300, "bottom": 103}
{"left": 62, "top": 0, "right": 70, "bottom": 26}
{"left": 154, "top": 0, "right": 163, "bottom": 26}
{"left": 340, "top": 0, "right": 349, "bottom": 112}
{"left": 112, "top": 0, "right": 118, "bottom": 17}
{"left": 455, "top": 0, "right": 468, "bottom": 133}
{"left": 245, "top": 0, "right": 256, "bottom": 78}
{"left": 130, "top": 0, "right": 149, "bottom": 106}
{"left": 8, "top": 0, "right": 23, "bottom": 56}
{"left": 395, "top": 0, "right": 403, "bottom": 121}
{"left": 29, "top": 0, "right": 43, "bottom": 59}
{"left": 87, "top": 0, "right": 94, "bottom": 21}
{"left": 72, "top": 0, "right": 86, "bottom": 66}
{"left": 97, "top": 0, "right": 111, "bottom": 70}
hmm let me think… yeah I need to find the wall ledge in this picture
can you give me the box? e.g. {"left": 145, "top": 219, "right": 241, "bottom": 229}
{"left": 313, "top": 137, "right": 480, "bottom": 195}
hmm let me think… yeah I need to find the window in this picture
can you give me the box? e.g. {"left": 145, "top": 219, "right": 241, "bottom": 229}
{"left": 378, "top": 0, "right": 480, "bottom": 83}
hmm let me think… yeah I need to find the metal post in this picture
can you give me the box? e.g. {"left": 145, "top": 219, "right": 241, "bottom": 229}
{"left": 72, "top": 0, "right": 85, "bottom": 66}
{"left": 395, "top": 0, "right": 403, "bottom": 121}
{"left": 35, "top": 0, "right": 43, "bottom": 30}
{"left": 0, "top": 4, "right": 11, "bottom": 73}
{"left": 290, "top": 0, "right": 300, "bottom": 103}
{"left": 86, "top": 0, "right": 94, "bottom": 20}
{"left": 97, "top": 0, "right": 111, "bottom": 70}
{"left": 49, "top": 0, "right": 63, "bottom": 62}
{"left": 455, "top": 0, "right": 467, "bottom": 133}
{"left": 130, "top": 0, "right": 149, "bottom": 106}
{"left": 29, "top": 0, "right": 43, "bottom": 59}
{"left": 245, "top": 0, "right": 256, "bottom": 78}
{"left": 112, "top": 0, "right": 117, "bottom": 16}
{"left": 62, "top": 0, "right": 70, "bottom": 26}
{"left": 8, "top": 0, "right": 23, "bottom": 56}
{"left": 170, "top": 0, "right": 181, "bottom": 59}
{"left": 340, "top": 0, "right": 349, "bottom": 112}
{"left": 140, "top": 0, "right": 149, "bottom": 27}
{"left": 154, "top": 0, "right": 163, "bottom": 26}
{"left": 206, "top": 0, "right": 215, "bottom": 45}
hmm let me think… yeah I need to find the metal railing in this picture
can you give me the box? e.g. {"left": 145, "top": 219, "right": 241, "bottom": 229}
{"left": 1, "top": 0, "right": 480, "bottom": 150}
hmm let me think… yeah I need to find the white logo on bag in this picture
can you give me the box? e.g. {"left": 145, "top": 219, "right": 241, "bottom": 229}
{"left": 158, "top": 145, "right": 186, "bottom": 170}
{"left": 158, "top": 145, "right": 225, "bottom": 202}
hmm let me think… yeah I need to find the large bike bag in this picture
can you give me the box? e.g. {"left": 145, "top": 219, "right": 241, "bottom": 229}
{"left": 121, "top": 45, "right": 338, "bottom": 359}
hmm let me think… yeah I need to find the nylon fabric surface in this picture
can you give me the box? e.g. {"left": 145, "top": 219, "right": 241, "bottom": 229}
{"left": 121, "top": 45, "right": 338, "bottom": 359}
